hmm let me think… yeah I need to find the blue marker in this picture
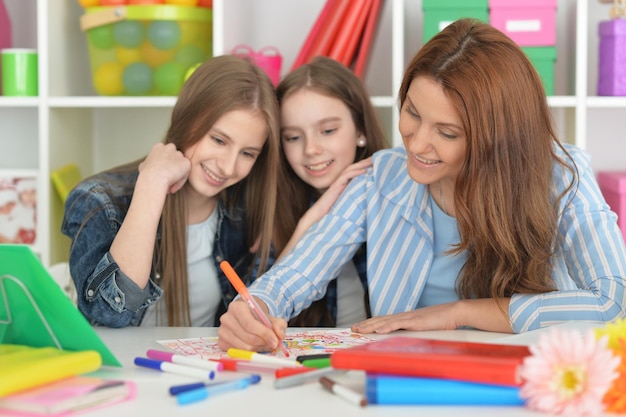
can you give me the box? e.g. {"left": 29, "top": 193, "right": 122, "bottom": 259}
{"left": 134, "top": 357, "right": 215, "bottom": 380}
{"left": 176, "top": 374, "right": 262, "bottom": 405}
{"left": 169, "top": 380, "right": 230, "bottom": 396}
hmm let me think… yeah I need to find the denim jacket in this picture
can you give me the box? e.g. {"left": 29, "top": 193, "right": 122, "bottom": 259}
{"left": 61, "top": 169, "right": 256, "bottom": 327}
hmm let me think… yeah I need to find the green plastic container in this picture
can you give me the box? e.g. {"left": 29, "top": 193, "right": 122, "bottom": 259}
{"left": 422, "top": 0, "right": 489, "bottom": 44}
{"left": 522, "top": 46, "right": 557, "bottom": 96}
{"left": 81, "top": 5, "right": 212, "bottom": 96}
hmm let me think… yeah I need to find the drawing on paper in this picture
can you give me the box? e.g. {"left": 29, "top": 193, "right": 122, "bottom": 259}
{"left": 158, "top": 329, "right": 375, "bottom": 359}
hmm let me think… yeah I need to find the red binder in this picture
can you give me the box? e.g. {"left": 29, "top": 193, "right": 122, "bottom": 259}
{"left": 353, "top": 0, "right": 382, "bottom": 78}
{"left": 329, "top": 0, "right": 372, "bottom": 67}
{"left": 305, "top": 0, "right": 351, "bottom": 61}
{"left": 291, "top": 0, "right": 335, "bottom": 70}
{"left": 331, "top": 336, "right": 531, "bottom": 387}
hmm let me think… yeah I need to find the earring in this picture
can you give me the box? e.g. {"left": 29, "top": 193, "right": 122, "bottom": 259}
{"left": 357, "top": 138, "right": 366, "bottom": 147}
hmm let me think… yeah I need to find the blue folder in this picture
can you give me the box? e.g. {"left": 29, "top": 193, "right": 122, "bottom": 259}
{"left": 365, "top": 373, "right": 524, "bottom": 406}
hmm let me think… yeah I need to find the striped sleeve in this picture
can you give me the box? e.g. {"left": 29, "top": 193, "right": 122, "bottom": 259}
{"left": 510, "top": 146, "right": 626, "bottom": 332}
{"left": 249, "top": 171, "right": 370, "bottom": 320}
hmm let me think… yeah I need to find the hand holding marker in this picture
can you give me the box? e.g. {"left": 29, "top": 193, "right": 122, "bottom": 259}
{"left": 219, "top": 260, "right": 290, "bottom": 356}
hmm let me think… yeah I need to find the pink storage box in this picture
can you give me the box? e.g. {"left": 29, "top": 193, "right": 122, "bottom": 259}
{"left": 489, "top": 0, "right": 557, "bottom": 46}
{"left": 598, "top": 171, "right": 626, "bottom": 242}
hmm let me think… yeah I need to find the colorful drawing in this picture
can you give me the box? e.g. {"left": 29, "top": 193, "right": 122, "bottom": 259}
{"left": 158, "top": 329, "right": 375, "bottom": 360}
{"left": 0, "top": 171, "right": 37, "bottom": 245}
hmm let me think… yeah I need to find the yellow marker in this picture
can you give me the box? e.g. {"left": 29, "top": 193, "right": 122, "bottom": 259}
{"left": 227, "top": 348, "right": 300, "bottom": 368}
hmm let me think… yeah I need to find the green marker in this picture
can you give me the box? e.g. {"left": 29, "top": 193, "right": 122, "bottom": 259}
{"left": 301, "top": 357, "right": 331, "bottom": 369}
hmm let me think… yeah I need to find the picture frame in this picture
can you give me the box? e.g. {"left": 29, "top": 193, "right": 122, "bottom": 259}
{"left": 0, "top": 169, "right": 38, "bottom": 246}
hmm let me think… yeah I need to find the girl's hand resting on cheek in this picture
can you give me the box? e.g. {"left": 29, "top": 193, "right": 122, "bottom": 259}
{"left": 218, "top": 298, "right": 288, "bottom": 352}
{"left": 139, "top": 143, "right": 191, "bottom": 195}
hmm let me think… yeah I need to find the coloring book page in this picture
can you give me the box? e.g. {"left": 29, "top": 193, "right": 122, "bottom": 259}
{"left": 158, "top": 329, "right": 375, "bottom": 359}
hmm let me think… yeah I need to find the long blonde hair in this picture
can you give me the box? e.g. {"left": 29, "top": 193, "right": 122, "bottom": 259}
{"left": 159, "top": 56, "right": 280, "bottom": 325}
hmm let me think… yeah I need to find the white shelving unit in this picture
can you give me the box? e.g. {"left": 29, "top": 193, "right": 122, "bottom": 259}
{"left": 1, "top": 0, "right": 624, "bottom": 266}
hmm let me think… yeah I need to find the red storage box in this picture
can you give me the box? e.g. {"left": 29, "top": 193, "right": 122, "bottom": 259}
{"left": 489, "top": 0, "right": 557, "bottom": 46}
{"left": 598, "top": 171, "right": 626, "bottom": 242}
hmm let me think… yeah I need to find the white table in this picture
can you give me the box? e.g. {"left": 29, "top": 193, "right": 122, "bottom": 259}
{"left": 2, "top": 324, "right": 601, "bottom": 417}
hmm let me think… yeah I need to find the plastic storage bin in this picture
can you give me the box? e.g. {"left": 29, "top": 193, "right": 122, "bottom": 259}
{"left": 422, "top": 0, "right": 488, "bottom": 44}
{"left": 598, "top": 171, "right": 626, "bottom": 242}
{"left": 522, "top": 46, "right": 556, "bottom": 95}
{"left": 80, "top": 5, "right": 212, "bottom": 96}
{"left": 489, "top": 0, "right": 557, "bottom": 46}
{"left": 598, "top": 19, "right": 626, "bottom": 96}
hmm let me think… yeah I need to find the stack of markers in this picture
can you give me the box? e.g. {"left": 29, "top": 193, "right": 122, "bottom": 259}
{"left": 271, "top": 352, "right": 368, "bottom": 407}
{"left": 134, "top": 348, "right": 302, "bottom": 405}
{"left": 134, "top": 347, "right": 365, "bottom": 406}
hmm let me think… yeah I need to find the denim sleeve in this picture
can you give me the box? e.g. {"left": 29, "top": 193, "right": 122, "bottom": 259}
{"left": 61, "top": 182, "right": 163, "bottom": 327}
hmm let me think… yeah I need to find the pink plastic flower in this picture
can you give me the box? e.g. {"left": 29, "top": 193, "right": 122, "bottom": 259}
{"left": 519, "top": 327, "right": 619, "bottom": 416}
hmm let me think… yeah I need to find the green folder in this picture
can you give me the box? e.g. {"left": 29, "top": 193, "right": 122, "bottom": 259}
{"left": 0, "top": 244, "right": 121, "bottom": 367}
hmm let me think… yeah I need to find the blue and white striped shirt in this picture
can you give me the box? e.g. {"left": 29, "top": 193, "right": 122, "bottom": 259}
{"left": 250, "top": 145, "right": 626, "bottom": 333}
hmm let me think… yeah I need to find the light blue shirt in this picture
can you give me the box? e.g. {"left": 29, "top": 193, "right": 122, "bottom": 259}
{"left": 250, "top": 145, "right": 626, "bottom": 333}
{"left": 416, "top": 194, "right": 465, "bottom": 308}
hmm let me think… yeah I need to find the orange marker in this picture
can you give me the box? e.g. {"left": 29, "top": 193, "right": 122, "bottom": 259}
{"left": 220, "top": 260, "right": 290, "bottom": 357}
{"left": 275, "top": 366, "right": 315, "bottom": 379}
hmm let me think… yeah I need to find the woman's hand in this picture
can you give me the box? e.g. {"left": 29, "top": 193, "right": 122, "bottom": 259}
{"left": 351, "top": 299, "right": 513, "bottom": 334}
{"left": 277, "top": 157, "right": 373, "bottom": 261}
{"left": 307, "top": 157, "right": 373, "bottom": 222}
{"left": 218, "top": 298, "right": 288, "bottom": 352}
{"left": 352, "top": 302, "right": 463, "bottom": 334}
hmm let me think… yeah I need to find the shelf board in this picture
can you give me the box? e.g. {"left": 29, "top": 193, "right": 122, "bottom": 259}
{"left": 371, "top": 96, "right": 397, "bottom": 107}
{"left": 0, "top": 97, "right": 39, "bottom": 107}
{"left": 372, "top": 96, "right": 577, "bottom": 109}
{"left": 586, "top": 96, "right": 626, "bottom": 108}
{"left": 14, "top": 95, "right": 583, "bottom": 110}
{"left": 47, "top": 96, "right": 178, "bottom": 108}
{"left": 47, "top": 96, "right": 399, "bottom": 109}
{"left": 547, "top": 96, "right": 577, "bottom": 107}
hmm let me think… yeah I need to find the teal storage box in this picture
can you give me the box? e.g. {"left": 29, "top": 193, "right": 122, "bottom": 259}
{"left": 422, "top": 0, "right": 489, "bottom": 44}
{"left": 522, "top": 46, "right": 556, "bottom": 96}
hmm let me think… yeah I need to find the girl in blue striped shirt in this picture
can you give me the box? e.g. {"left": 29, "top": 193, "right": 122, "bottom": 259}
{"left": 218, "top": 19, "right": 626, "bottom": 351}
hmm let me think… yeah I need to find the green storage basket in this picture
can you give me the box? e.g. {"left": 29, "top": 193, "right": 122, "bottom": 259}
{"left": 80, "top": 5, "right": 212, "bottom": 96}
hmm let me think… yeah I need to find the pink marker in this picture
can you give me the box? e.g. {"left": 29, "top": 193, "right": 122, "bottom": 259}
{"left": 146, "top": 349, "right": 224, "bottom": 372}
{"left": 211, "top": 357, "right": 284, "bottom": 373}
